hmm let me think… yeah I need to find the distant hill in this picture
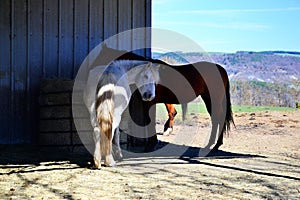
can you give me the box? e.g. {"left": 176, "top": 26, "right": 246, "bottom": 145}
{"left": 153, "top": 51, "right": 300, "bottom": 107}
{"left": 153, "top": 50, "right": 300, "bottom": 83}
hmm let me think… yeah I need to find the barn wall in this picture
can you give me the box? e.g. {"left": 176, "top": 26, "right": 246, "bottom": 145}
{"left": 0, "top": 0, "right": 151, "bottom": 144}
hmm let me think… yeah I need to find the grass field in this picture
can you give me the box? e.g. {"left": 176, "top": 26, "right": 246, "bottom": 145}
{"left": 155, "top": 103, "right": 297, "bottom": 120}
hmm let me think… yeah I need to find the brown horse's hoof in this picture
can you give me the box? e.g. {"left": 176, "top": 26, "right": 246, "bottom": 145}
{"left": 163, "top": 127, "right": 173, "bottom": 136}
{"left": 211, "top": 146, "right": 220, "bottom": 153}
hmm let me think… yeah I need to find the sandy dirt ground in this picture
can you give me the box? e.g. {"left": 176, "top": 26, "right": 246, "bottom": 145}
{"left": 0, "top": 110, "right": 299, "bottom": 199}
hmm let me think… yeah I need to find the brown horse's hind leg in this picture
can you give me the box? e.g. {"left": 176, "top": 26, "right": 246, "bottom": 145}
{"left": 212, "top": 132, "right": 224, "bottom": 151}
{"left": 212, "top": 127, "right": 224, "bottom": 152}
{"left": 163, "top": 104, "right": 177, "bottom": 135}
{"left": 201, "top": 93, "right": 224, "bottom": 152}
{"left": 206, "top": 120, "right": 224, "bottom": 152}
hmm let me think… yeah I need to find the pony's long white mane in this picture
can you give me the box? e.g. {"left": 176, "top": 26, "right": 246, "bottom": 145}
{"left": 108, "top": 60, "right": 149, "bottom": 80}
{"left": 111, "top": 60, "right": 148, "bottom": 70}
{"left": 113, "top": 60, "right": 160, "bottom": 83}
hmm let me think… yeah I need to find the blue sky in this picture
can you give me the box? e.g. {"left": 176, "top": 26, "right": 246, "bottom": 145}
{"left": 152, "top": 0, "right": 300, "bottom": 52}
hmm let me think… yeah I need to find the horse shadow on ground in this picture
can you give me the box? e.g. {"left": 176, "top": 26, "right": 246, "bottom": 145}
{"left": 1, "top": 142, "right": 299, "bottom": 181}
{"left": 121, "top": 142, "right": 300, "bottom": 181}
{"left": 0, "top": 140, "right": 263, "bottom": 168}
{"left": 121, "top": 140, "right": 266, "bottom": 162}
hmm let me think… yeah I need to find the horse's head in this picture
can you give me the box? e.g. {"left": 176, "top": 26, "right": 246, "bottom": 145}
{"left": 135, "top": 62, "right": 160, "bottom": 101}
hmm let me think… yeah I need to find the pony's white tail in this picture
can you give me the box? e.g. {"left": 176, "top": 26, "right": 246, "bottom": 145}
{"left": 96, "top": 75, "right": 115, "bottom": 157}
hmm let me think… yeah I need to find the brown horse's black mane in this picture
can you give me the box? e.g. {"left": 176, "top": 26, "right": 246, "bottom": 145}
{"left": 118, "top": 50, "right": 168, "bottom": 66}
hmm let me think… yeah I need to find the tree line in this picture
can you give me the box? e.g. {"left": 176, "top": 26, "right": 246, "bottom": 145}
{"left": 230, "top": 80, "right": 300, "bottom": 108}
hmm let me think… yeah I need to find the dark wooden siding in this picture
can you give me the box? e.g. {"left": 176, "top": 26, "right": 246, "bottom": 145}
{"left": 0, "top": 0, "right": 151, "bottom": 144}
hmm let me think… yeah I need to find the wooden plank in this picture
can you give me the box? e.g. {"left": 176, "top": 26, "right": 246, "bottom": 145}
{"left": 40, "top": 106, "right": 71, "bottom": 119}
{"left": 12, "top": 0, "right": 29, "bottom": 143}
{"left": 145, "top": 0, "right": 152, "bottom": 58}
{"left": 145, "top": 0, "right": 151, "bottom": 27}
{"left": 89, "top": 0, "right": 104, "bottom": 51}
{"left": 39, "top": 132, "right": 71, "bottom": 146}
{"left": 132, "top": 0, "right": 146, "bottom": 56}
{"left": 0, "top": 0, "right": 11, "bottom": 143}
{"left": 44, "top": 0, "right": 59, "bottom": 78}
{"left": 59, "top": 0, "right": 74, "bottom": 78}
{"left": 104, "top": 0, "right": 118, "bottom": 48}
{"left": 74, "top": 0, "right": 89, "bottom": 78}
{"left": 118, "top": 0, "right": 132, "bottom": 51}
{"left": 28, "top": 0, "right": 43, "bottom": 143}
{"left": 40, "top": 119, "right": 71, "bottom": 132}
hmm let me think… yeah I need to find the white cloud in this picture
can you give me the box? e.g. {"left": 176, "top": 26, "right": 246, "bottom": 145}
{"left": 153, "top": 21, "right": 269, "bottom": 31}
{"left": 168, "top": 7, "right": 300, "bottom": 15}
{"left": 152, "top": 0, "right": 172, "bottom": 6}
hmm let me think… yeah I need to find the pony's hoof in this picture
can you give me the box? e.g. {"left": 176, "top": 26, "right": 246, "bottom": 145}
{"left": 105, "top": 155, "right": 116, "bottom": 167}
{"left": 114, "top": 152, "right": 123, "bottom": 161}
{"left": 93, "top": 159, "right": 101, "bottom": 169}
{"left": 104, "top": 161, "right": 116, "bottom": 167}
{"left": 91, "top": 164, "right": 102, "bottom": 170}
{"left": 112, "top": 148, "right": 123, "bottom": 161}
{"left": 118, "top": 153, "right": 123, "bottom": 160}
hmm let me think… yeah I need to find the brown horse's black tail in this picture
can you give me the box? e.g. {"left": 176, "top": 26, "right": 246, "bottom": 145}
{"left": 224, "top": 80, "right": 235, "bottom": 133}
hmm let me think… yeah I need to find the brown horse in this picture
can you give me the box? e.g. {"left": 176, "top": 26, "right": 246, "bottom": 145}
{"left": 98, "top": 44, "right": 234, "bottom": 151}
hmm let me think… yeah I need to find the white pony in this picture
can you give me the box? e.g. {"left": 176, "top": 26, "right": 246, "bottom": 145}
{"left": 84, "top": 60, "right": 160, "bottom": 168}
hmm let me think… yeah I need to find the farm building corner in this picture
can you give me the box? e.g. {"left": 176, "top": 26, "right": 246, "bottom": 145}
{"left": 0, "top": 0, "right": 152, "bottom": 144}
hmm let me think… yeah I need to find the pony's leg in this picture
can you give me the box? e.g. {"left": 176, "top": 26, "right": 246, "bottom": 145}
{"left": 103, "top": 131, "right": 116, "bottom": 167}
{"left": 113, "top": 112, "right": 124, "bottom": 160}
{"left": 103, "top": 129, "right": 116, "bottom": 167}
{"left": 93, "top": 127, "right": 102, "bottom": 169}
{"left": 100, "top": 124, "right": 116, "bottom": 167}
{"left": 119, "top": 107, "right": 130, "bottom": 149}
{"left": 163, "top": 104, "right": 177, "bottom": 135}
{"left": 104, "top": 114, "right": 123, "bottom": 167}
{"left": 104, "top": 155, "right": 115, "bottom": 167}
{"left": 112, "top": 127, "right": 123, "bottom": 161}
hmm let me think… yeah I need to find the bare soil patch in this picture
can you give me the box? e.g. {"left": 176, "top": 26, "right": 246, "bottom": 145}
{"left": 1, "top": 110, "right": 299, "bottom": 199}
